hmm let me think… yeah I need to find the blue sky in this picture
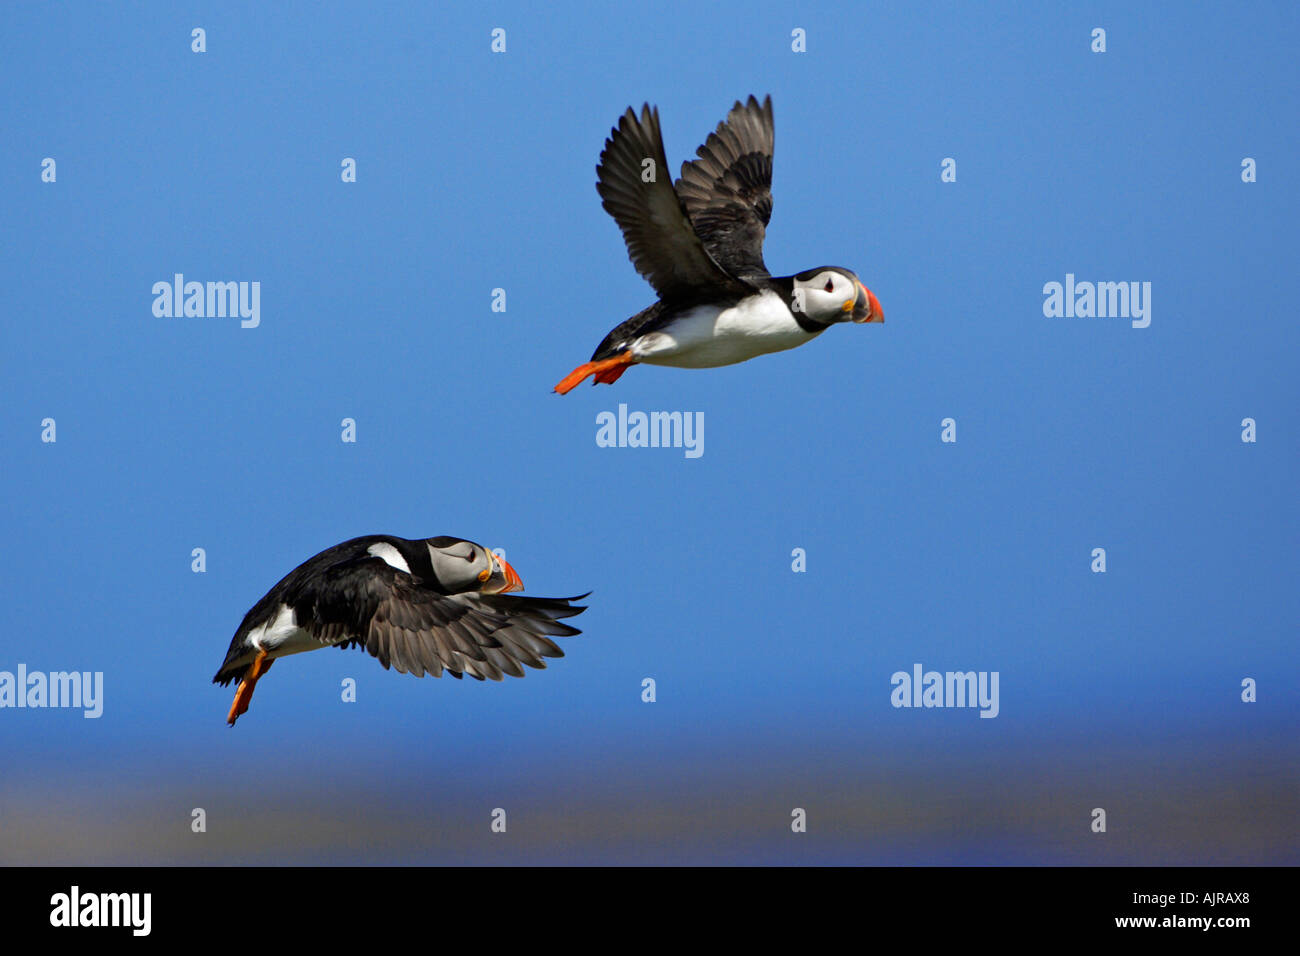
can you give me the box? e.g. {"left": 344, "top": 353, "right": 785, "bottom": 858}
{"left": 1, "top": 1, "right": 1296, "bottom": 864}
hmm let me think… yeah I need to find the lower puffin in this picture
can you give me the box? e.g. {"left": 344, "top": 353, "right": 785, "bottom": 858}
{"left": 212, "top": 534, "right": 588, "bottom": 726}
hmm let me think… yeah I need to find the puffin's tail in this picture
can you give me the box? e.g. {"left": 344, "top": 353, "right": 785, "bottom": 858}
{"left": 553, "top": 352, "right": 636, "bottom": 394}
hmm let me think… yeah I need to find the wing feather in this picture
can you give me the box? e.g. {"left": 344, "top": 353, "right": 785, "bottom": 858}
{"left": 597, "top": 104, "right": 752, "bottom": 301}
{"left": 356, "top": 576, "right": 587, "bottom": 682}
{"left": 674, "top": 95, "right": 775, "bottom": 279}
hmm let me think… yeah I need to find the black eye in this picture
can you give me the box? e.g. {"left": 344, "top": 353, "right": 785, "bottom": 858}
{"left": 824, "top": 278, "right": 834, "bottom": 293}
{"left": 462, "top": 548, "right": 476, "bottom": 563}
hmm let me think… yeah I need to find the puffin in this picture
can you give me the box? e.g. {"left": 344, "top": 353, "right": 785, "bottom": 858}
{"left": 212, "top": 535, "right": 588, "bottom": 725}
{"left": 554, "top": 94, "right": 883, "bottom": 394}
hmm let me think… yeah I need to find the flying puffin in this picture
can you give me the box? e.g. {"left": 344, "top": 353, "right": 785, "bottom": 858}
{"left": 554, "top": 94, "right": 883, "bottom": 394}
{"left": 212, "top": 535, "right": 588, "bottom": 725}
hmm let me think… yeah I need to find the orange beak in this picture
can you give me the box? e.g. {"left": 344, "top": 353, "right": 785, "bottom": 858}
{"left": 495, "top": 555, "right": 524, "bottom": 593}
{"left": 852, "top": 283, "right": 884, "bottom": 324}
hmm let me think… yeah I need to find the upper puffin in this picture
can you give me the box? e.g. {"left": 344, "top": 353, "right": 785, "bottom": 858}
{"left": 212, "top": 534, "right": 587, "bottom": 725}
{"left": 555, "top": 94, "right": 883, "bottom": 394}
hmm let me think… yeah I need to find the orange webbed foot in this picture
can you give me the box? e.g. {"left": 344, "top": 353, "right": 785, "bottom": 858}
{"left": 554, "top": 352, "right": 635, "bottom": 394}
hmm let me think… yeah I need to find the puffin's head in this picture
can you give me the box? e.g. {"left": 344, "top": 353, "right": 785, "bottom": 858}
{"left": 792, "top": 267, "right": 883, "bottom": 325}
{"left": 424, "top": 536, "right": 524, "bottom": 594}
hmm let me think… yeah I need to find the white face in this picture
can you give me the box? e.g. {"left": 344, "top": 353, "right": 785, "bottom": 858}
{"left": 426, "top": 538, "right": 496, "bottom": 592}
{"left": 793, "top": 269, "right": 859, "bottom": 323}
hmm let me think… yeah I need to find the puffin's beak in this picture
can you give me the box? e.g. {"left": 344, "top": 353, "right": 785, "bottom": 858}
{"left": 851, "top": 282, "right": 884, "bottom": 324}
{"left": 494, "top": 555, "right": 524, "bottom": 593}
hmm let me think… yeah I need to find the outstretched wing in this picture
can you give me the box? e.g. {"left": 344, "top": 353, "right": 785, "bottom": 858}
{"left": 674, "top": 95, "right": 775, "bottom": 280}
{"left": 213, "top": 550, "right": 587, "bottom": 686}
{"left": 596, "top": 103, "right": 752, "bottom": 302}
{"left": 357, "top": 573, "right": 588, "bottom": 681}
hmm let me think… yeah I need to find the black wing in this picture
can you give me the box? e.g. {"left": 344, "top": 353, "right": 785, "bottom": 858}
{"left": 214, "top": 554, "right": 586, "bottom": 685}
{"left": 354, "top": 570, "right": 586, "bottom": 681}
{"left": 596, "top": 104, "right": 752, "bottom": 302}
{"left": 674, "top": 95, "right": 775, "bottom": 280}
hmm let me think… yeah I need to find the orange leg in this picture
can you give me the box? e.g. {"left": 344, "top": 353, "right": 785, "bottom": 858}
{"left": 592, "top": 362, "right": 631, "bottom": 385}
{"left": 554, "top": 352, "right": 636, "bottom": 394}
{"left": 226, "top": 649, "right": 273, "bottom": 726}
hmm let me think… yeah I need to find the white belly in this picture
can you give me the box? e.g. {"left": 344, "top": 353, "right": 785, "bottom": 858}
{"left": 246, "top": 604, "right": 321, "bottom": 659}
{"left": 631, "top": 291, "right": 821, "bottom": 368}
